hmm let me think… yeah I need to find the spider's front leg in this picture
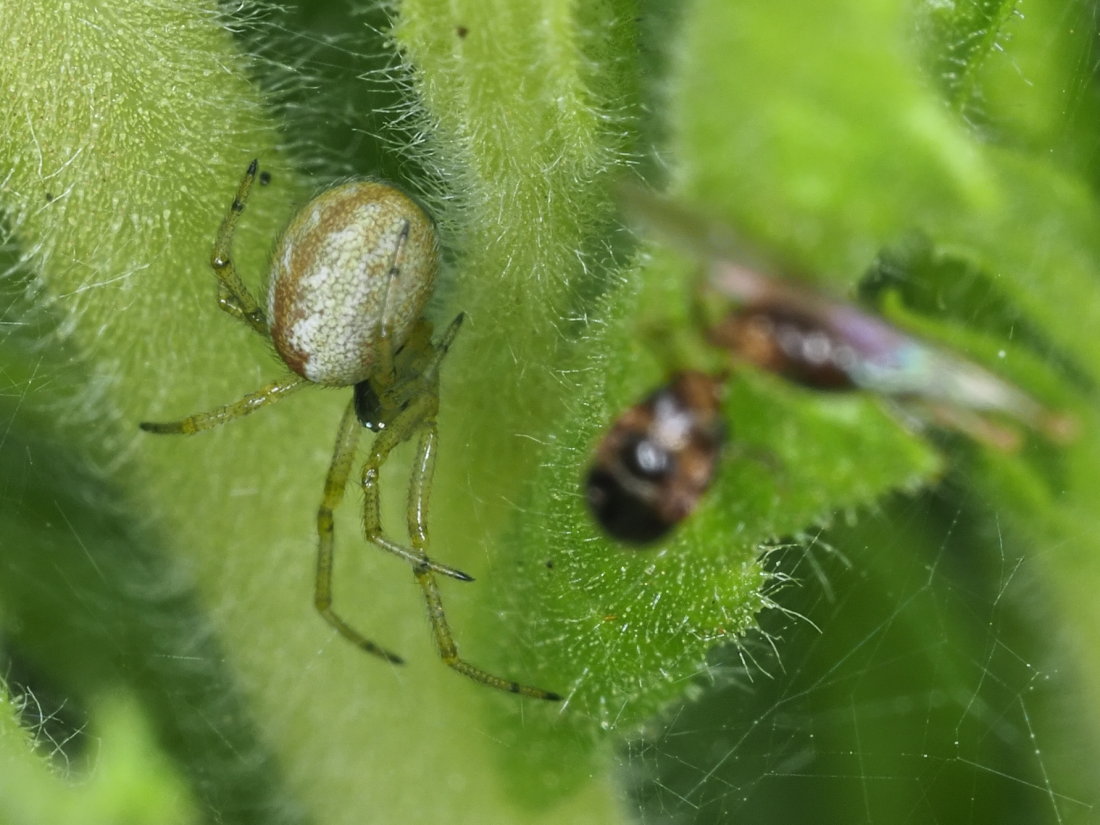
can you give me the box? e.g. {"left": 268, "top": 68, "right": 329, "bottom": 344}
{"left": 348, "top": 313, "right": 478, "bottom": 583}
{"left": 313, "top": 389, "right": 475, "bottom": 665}
{"left": 392, "top": 406, "right": 561, "bottom": 701}
{"left": 210, "top": 159, "right": 269, "bottom": 336}
{"left": 356, "top": 391, "right": 473, "bottom": 581}
{"left": 314, "top": 399, "right": 404, "bottom": 663}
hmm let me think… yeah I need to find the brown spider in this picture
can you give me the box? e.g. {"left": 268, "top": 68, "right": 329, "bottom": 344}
{"left": 142, "top": 160, "right": 560, "bottom": 700}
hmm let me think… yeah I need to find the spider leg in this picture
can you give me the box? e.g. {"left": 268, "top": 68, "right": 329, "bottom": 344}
{"left": 379, "top": 217, "right": 411, "bottom": 331}
{"left": 354, "top": 309, "right": 557, "bottom": 697}
{"left": 423, "top": 313, "right": 464, "bottom": 378}
{"left": 210, "top": 159, "right": 270, "bottom": 336}
{"left": 371, "top": 313, "right": 463, "bottom": 424}
{"left": 363, "top": 215, "right": 413, "bottom": 388}
{"left": 139, "top": 376, "right": 307, "bottom": 434}
{"left": 400, "top": 417, "right": 561, "bottom": 701}
{"left": 359, "top": 392, "right": 473, "bottom": 581}
{"left": 315, "top": 399, "right": 404, "bottom": 663}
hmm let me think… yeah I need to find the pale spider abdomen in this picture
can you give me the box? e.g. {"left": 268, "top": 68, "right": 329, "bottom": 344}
{"left": 268, "top": 181, "right": 439, "bottom": 386}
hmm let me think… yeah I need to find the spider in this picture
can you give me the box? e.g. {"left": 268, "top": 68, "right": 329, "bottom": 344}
{"left": 141, "top": 160, "right": 560, "bottom": 701}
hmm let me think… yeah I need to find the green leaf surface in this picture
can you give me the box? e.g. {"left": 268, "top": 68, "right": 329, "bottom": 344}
{"left": 0, "top": 683, "right": 198, "bottom": 825}
{"left": 1, "top": 0, "right": 1097, "bottom": 822}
